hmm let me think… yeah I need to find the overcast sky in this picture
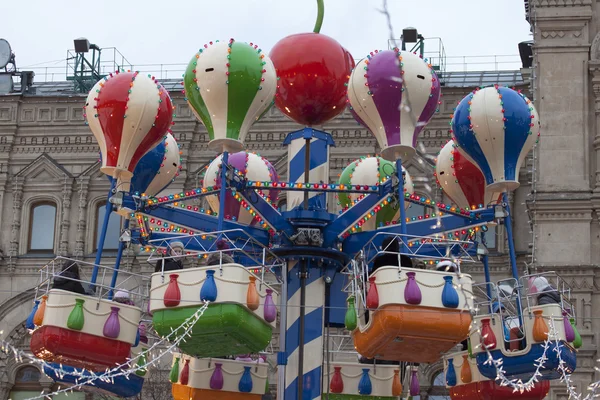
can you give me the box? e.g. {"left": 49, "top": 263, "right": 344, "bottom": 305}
{"left": 4, "top": 0, "right": 530, "bottom": 79}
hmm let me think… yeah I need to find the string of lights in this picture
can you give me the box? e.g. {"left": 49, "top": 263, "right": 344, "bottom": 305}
{"left": 0, "top": 301, "right": 210, "bottom": 400}
{"left": 549, "top": 318, "right": 600, "bottom": 400}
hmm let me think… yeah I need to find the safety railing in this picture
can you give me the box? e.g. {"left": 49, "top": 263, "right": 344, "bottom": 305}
{"left": 144, "top": 229, "right": 286, "bottom": 286}
{"left": 520, "top": 272, "right": 575, "bottom": 318}
{"left": 24, "top": 53, "right": 523, "bottom": 84}
{"left": 35, "top": 256, "right": 150, "bottom": 309}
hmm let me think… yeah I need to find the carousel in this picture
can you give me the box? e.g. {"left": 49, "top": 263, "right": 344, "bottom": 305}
{"left": 23, "top": 1, "right": 580, "bottom": 400}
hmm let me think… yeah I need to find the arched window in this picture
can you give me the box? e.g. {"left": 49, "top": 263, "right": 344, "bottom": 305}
{"left": 94, "top": 202, "right": 122, "bottom": 251}
{"left": 9, "top": 366, "right": 43, "bottom": 399}
{"left": 28, "top": 202, "right": 57, "bottom": 252}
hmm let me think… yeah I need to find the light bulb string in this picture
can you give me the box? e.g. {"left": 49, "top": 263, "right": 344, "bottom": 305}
{"left": 3, "top": 301, "right": 210, "bottom": 400}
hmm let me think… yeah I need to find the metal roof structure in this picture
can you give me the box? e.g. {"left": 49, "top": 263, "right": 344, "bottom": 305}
{"left": 8, "top": 70, "right": 525, "bottom": 97}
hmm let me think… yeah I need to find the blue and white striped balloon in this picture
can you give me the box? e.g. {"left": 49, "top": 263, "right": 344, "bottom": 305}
{"left": 114, "top": 133, "right": 182, "bottom": 197}
{"left": 451, "top": 85, "right": 540, "bottom": 192}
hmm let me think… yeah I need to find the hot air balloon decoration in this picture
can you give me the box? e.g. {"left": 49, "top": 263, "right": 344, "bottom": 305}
{"left": 203, "top": 151, "right": 279, "bottom": 225}
{"left": 85, "top": 71, "right": 174, "bottom": 191}
{"left": 435, "top": 140, "right": 501, "bottom": 211}
{"left": 347, "top": 49, "right": 441, "bottom": 161}
{"left": 269, "top": 0, "right": 355, "bottom": 126}
{"left": 115, "top": 133, "right": 182, "bottom": 197}
{"left": 183, "top": 39, "right": 277, "bottom": 153}
{"left": 451, "top": 85, "right": 540, "bottom": 192}
{"left": 337, "top": 155, "right": 414, "bottom": 231}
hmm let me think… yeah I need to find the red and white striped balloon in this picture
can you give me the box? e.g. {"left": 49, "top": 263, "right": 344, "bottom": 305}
{"left": 85, "top": 71, "right": 174, "bottom": 191}
{"left": 435, "top": 140, "right": 501, "bottom": 211}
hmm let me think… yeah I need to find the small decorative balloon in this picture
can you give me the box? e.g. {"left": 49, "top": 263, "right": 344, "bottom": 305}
{"left": 347, "top": 49, "right": 441, "bottom": 161}
{"left": 183, "top": 39, "right": 277, "bottom": 153}
{"left": 435, "top": 140, "right": 501, "bottom": 211}
{"left": 120, "top": 133, "right": 182, "bottom": 197}
{"left": 451, "top": 85, "right": 540, "bottom": 192}
{"left": 338, "top": 156, "right": 414, "bottom": 231}
{"left": 203, "top": 152, "right": 279, "bottom": 225}
{"left": 85, "top": 71, "right": 174, "bottom": 191}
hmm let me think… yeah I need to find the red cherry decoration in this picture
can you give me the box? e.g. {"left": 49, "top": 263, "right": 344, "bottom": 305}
{"left": 269, "top": 0, "right": 354, "bottom": 126}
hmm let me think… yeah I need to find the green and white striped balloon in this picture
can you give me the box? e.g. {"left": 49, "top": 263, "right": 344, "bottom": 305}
{"left": 183, "top": 39, "right": 277, "bottom": 153}
{"left": 338, "top": 156, "right": 414, "bottom": 232}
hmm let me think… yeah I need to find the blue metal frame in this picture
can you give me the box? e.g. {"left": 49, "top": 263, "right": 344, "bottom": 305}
{"left": 91, "top": 179, "right": 116, "bottom": 286}
{"left": 107, "top": 219, "right": 130, "bottom": 300}
{"left": 43, "top": 363, "right": 144, "bottom": 398}
{"left": 99, "top": 124, "right": 544, "bottom": 400}
{"left": 481, "top": 231, "right": 493, "bottom": 311}
{"left": 132, "top": 203, "right": 271, "bottom": 245}
{"left": 476, "top": 342, "right": 576, "bottom": 381}
{"left": 503, "top": 192, "right": 525, "bottom": 327}
{"left": 282, "top": 127, "right": 335, "bottom": 147}
{"left": 396, "top": 158, "right": 408, "bottom": 253}
{"left": 217, "top": 151, "right": 229, "bottom": 233}
{"left": 342, "top": 208, "right": 495, "bottom": 254}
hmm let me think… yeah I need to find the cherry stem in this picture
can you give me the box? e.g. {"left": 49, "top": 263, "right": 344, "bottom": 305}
{"left": 313, "top": 0, "right": 324, "bottom": 33}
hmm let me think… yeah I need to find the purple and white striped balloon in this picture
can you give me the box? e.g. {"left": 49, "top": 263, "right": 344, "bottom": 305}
{"left": 347, "top": 49, "right": 441, "bottom": 161}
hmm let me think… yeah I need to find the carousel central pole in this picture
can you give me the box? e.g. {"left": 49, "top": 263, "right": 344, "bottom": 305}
{"left": 297, "top": 260, "right": 307, "bottom": 397}
{"left": 283, "top": 129, "right": 332, "bottom": 400}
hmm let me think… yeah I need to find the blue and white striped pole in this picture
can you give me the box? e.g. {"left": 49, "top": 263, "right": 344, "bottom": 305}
{"left": 284, "top": 259, "right": 325, "bottom": 400}
{"left": 281, "top": 129, "right": 333, "bottom": 399}
{"left": 286, "top": 130, "right": 330, "bottom": 211}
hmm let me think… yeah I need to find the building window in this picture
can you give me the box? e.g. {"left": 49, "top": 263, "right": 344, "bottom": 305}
{"left": 9, "top": 366, "right": 43, "bottom": 399}
{"left": 28, "top": 202, "right": 57, "bottom": 252}
{"left": 427, "top": 371, "right": 451, "bottom": 399}
{"left": 95, "top": 202, "right": 122, "bottom": 251}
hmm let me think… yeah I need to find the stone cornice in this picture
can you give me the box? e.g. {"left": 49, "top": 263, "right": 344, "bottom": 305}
{"left": 534, "top": 45, "right": 591, "bottom": 52}
{"left": 531, "top": 0, "right": 592, "bottom": 7}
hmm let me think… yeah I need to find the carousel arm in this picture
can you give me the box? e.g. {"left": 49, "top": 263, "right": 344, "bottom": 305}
{"left": 130, "top": 230, "right": 271, "bottom": 253}
{"left": 234, "top": 186, "right": 295, "bottom": 235}
{"left": 323, "top": 179, "right": 395, "bottom": 246}
{"left": 341, "top": 207, "right": 496, "bottom": 254}
{"left": 132, "top": 204, "right": 272, "bottom": 244}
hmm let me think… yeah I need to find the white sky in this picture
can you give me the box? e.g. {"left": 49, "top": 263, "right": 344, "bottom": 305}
{"left": 3, "top": 0, "right": 531, "bottom": 78}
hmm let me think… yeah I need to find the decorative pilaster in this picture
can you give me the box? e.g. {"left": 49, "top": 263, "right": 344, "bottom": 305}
{"left": 0, "top": 381, "right": 12, "bottom": 400}
{"left": 75, "top": 177, "right": 90, "bottom": 258}
{"left": 59, "top": 176, "right": 74, "bottom": 256}
{"left": 589, "top": 63, "right": 600, "bottom": 194}
{"left": 8, "top": 178, "right": 23, "bottom": 273}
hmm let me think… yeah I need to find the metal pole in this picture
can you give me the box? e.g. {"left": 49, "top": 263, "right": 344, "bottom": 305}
{"left": 303, "top": 138, "right": 311, "bottom": 210}
{"left": 502, "top": 192, "right": 524, "bottom": 326}
{"left": 324, "top": 279, "right": 331, "bottom": 399}
{"left": 480, "top": 232, "right": 493, "bottom": 313}
{"left": 277, "top": 261, "right": 288, "bottom": 400}
{"left": 91, "top": 179, "right": 116, "bottom": 286}
{"left": 297, "top": 260, "right": 308, "bottom": 398}
{"left": 107, "top": 219, "right": 130, "bottom": 300}
{"left": 217, "top": 151, "right": 229, "bottom": 232}
{"left": 396, "top": 159, "right": 408, "bottom": 252}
